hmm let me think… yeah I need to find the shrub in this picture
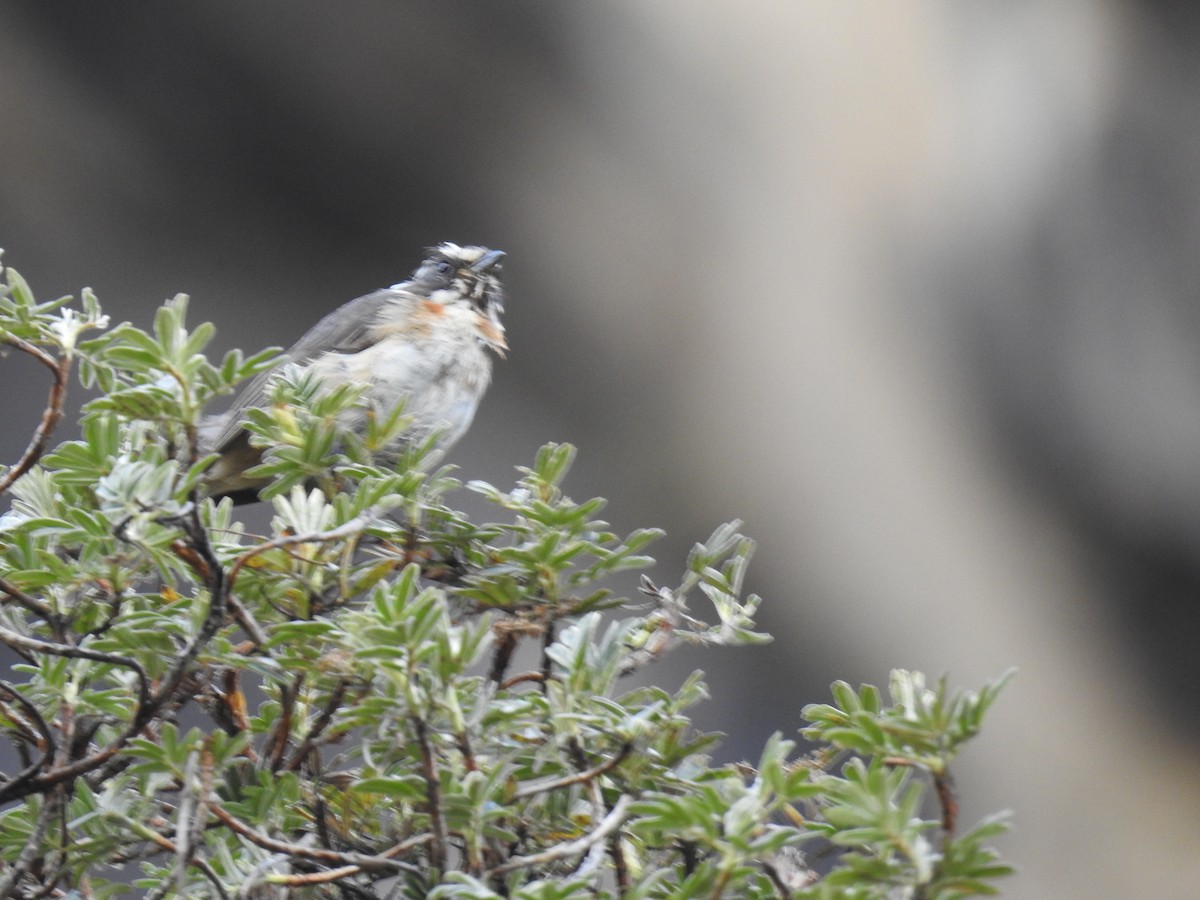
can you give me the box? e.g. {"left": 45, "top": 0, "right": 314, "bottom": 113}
{"left": 0, "top": 255, "right": 1012, "bottom": 898}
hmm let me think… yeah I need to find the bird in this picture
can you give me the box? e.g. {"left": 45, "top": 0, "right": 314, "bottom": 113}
{"left": 201, "top": 243, "right": 507, "bottom": 503}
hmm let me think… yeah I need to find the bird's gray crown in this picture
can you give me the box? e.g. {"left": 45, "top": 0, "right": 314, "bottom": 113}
{"left": 409, "top": 242, "right": 505, "bottom": 314}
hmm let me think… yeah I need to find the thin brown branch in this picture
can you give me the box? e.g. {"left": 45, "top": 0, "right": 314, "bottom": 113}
{"left": 487, "top": 628, "right": 518, "bottom": 684}
{"left": 0, "top": 507, "right": 228, "bottom": 804}
{"left": 0, "top": 623, "right": 150, "bottom": 713}
{"left": 0, "top": 777, "right": 59, "bottom": 895}
{"left": 574, "top": 776, "right": 609, "bottom": 882}
{"left": 227, "top": 511, "right": 378, "bottom": 587}
{"left": 142, "top": 504, "right": 226, "bottom": 722}
{"left": 209, "top": 802, "right": 424, "bottom": 873}
{"left": 170, "top": 532, "right": 264, "bottom": 650}
{"left": 0, "top": 695, "right": 41, "bottom": 751}
{"left": 217, "top": 512, "right": 376, "bottom": 650}
{"left": 540, "top": 619, "right": 556, "bottom": 689}
{"left": 619, "top": 577, "right": 686, "bottom": 677}
{"left": 0, "top": 743, "right": 121, "bottom": 804}
{"left": 933, "top": 769, "right": 958, "bottom": 842}
{"left": 225, "top": 594, "right": 267, "bottom": 648}
{"left": 566, "top": 736, "right": 589, "bottom": 772}
{"left": 883, "top": 756, "right": 958, "bottom": 851}
{"left": 42, "top": 786, "right": 72, "bottom": 898}
{"left": 609, "top": 831, "right": 631, "bottom": 892}
{"left": 266, "top": 674, "right": 302, "bottom": 772}
{"left": 168, "top": 532, "right": 262, "bottom": 648}
{"left": 26, "top": 694, "right": 77, "bottom": 898}
{"left": 498, "top": 670, "right": 544, "bottom": 690}
{"left": 486, "top": 793, "right": 632, "bottom": 877}
{"left": 172, "top": 746, "right": 202, "bottom": 895}
{"left": 118, "top": 818, "right": 230, "bottom": 900}
{"left": 0, "top": 680, "right": 55, "bottom": 792}
{"left": 264, "top": 864, "right": 363, "bottom": 887}
{"left": 0, "top": 335, "right": 70, "bottom": 498}
{"left": 511, "top": 742, "right": 631, "bottom": 800}
{"left": 456, "top": 729, "right": 478, "bottom": 774}
{"left": 0, "top": 577, "right": 54, "bottom": 623}
{"left": 85, "top": 579, "right": 126, "bottom": 639}
{"left": 283, "top": 678, "right": 348, "bottom": 773}
{"left": 312, "top": 792, "right": 334, "bottom": 852}
{"left": 412, "top": 713, "right": 448, "bottom": 871}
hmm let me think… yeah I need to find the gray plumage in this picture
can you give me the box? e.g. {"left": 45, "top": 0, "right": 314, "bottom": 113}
{"left": 201, "top": 243, "right": 507, "bottom": 502}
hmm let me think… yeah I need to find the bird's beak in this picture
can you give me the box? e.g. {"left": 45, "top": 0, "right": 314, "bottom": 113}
{"left": 470, "top": 249, "right": 506, "bottom": 273}
{"left": 467, "top": 249, "right": 507, "bottom": 356}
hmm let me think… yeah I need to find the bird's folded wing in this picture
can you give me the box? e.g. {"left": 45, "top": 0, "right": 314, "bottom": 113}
{"left": 205, "top": 287, "right": 418, "bottom": 452}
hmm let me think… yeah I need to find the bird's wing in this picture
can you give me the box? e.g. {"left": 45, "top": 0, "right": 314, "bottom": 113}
{"left": 206, "top": 287, "right": 417, "bottom": 452}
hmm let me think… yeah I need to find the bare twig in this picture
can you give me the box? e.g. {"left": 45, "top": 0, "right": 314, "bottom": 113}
{"left": 498, "top": 670, "right": 544, "bottom": 690}
{"left": 574, "top": 775, "right": 609, "bottom": 883}
{"left": 0, "top": 743, "right": 122, "bottom": 804}
{"left": 456, "top": 729, "right": 478, "bottom": 774}
{"left": 108, "top": 811, "right": 230, "bottom": 900}
{"left": 169, "top": 531, "right": 266, "bottom": 650}
{"left": 29, "top": 694, "right": 77, "bottom": 898}
{"left": 142, "top": 503, "right": 227, "bottom": 725}
{"left": 217, "top": 512, "right": 377, "bottom": 650}
{"left": 618, "top": 577, "right": 686, "bottom": 677}
{"left": 0, "top": 681, "right": 55, "bottom": 789}
{"left": 540, "top": 619, "right": 556, "bottom": 689}
{"left": 0, "top": 695, "right": 41, "bottom": 752}
{"left": 486, "top": 794, "right": 632, "bottom": 877}
{"left": 283, "top": 678, "right": 349, "bottom": 773}
{"left": 883, "top": 757, "right": 958, "bottom": 852}
{"left": 86, "top": 579, "right": 127, "bottom": 639}
{"left": 210, "top": 802, "right": 425, "bottom": 873}
{"left": 173, "top": 746, "right": 202, "bottom": 896}
{"left": 44, "top": 784, "right": 72, "bottom": 897}
{"left": 0, "top": 335, "right": 71, "bottom": 498}
{"left": 0, "top": 577, "right": 55, "bottom": 623}
{"left": 412, "top": 713, "right": 448, "bottom": 871}
{"left": 933, "top": 769, "right": 958, "bottom": 842}
{"left": 487, "top": 628, "right": 518, "bottom": 684}
{"left": 0, "top": 777, "right": 59, "bottom": 895}
{"left": 0, "top": 623, "right": 150, "bottom": 713}
{"left": 609, "top": 830, "right": 631, "bottom": 892}
{"left": 225, "top": 595, "right": 268, "bottom": 649}
{"left": 227, "top": 511, "right": 378, "bottom": 587}
{"left": 264, "top": 864, "right": 363, "bottom": 887}
{"left": 0, "top": 506, "right": 228, "bottom": 805}
{"left": 511, "top": 742, "right": 631, "bottom": 800}
{"left": 266, "top": 674, "right": 302, "bottom": 772}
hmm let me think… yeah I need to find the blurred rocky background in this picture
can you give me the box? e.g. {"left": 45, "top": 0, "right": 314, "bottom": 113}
{"left": 2, "top": 3, "right": 1199, "bottom": 896}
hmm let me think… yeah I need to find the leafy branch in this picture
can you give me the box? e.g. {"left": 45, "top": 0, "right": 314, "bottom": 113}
{"left": 0, "top": 255, "right": 1013, "bottom": 898}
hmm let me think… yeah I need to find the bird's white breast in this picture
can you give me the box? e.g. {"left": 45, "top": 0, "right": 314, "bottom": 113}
{"left": 305, "top": 303, "right": 493, "bottom": 449}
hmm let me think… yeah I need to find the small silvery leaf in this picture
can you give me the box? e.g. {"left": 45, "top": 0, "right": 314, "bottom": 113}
{"left": 95, "top": 456, "right": 183, "bottom": 538}
{"left": 49, "top": 306, "right": 110, "bottom": 353}
{"left": 0, "top": 507, "right": 30, "bottom": 532}
{"left": 272, "top": 485, "right": 335, "bottom": 535}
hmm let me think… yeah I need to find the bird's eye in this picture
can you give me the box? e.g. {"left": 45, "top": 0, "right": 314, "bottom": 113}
{"left": 435, "top": 261, "right": 454, "bottom": 277}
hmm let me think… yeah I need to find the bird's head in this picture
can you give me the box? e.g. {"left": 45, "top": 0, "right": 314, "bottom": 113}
{"left": 411, "top": 243, "right": 507, "bottom": 355}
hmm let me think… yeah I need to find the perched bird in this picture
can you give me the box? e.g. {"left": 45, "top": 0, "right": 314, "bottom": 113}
{"left": 201, "top": 243, "right": 507, "bottom": 503}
